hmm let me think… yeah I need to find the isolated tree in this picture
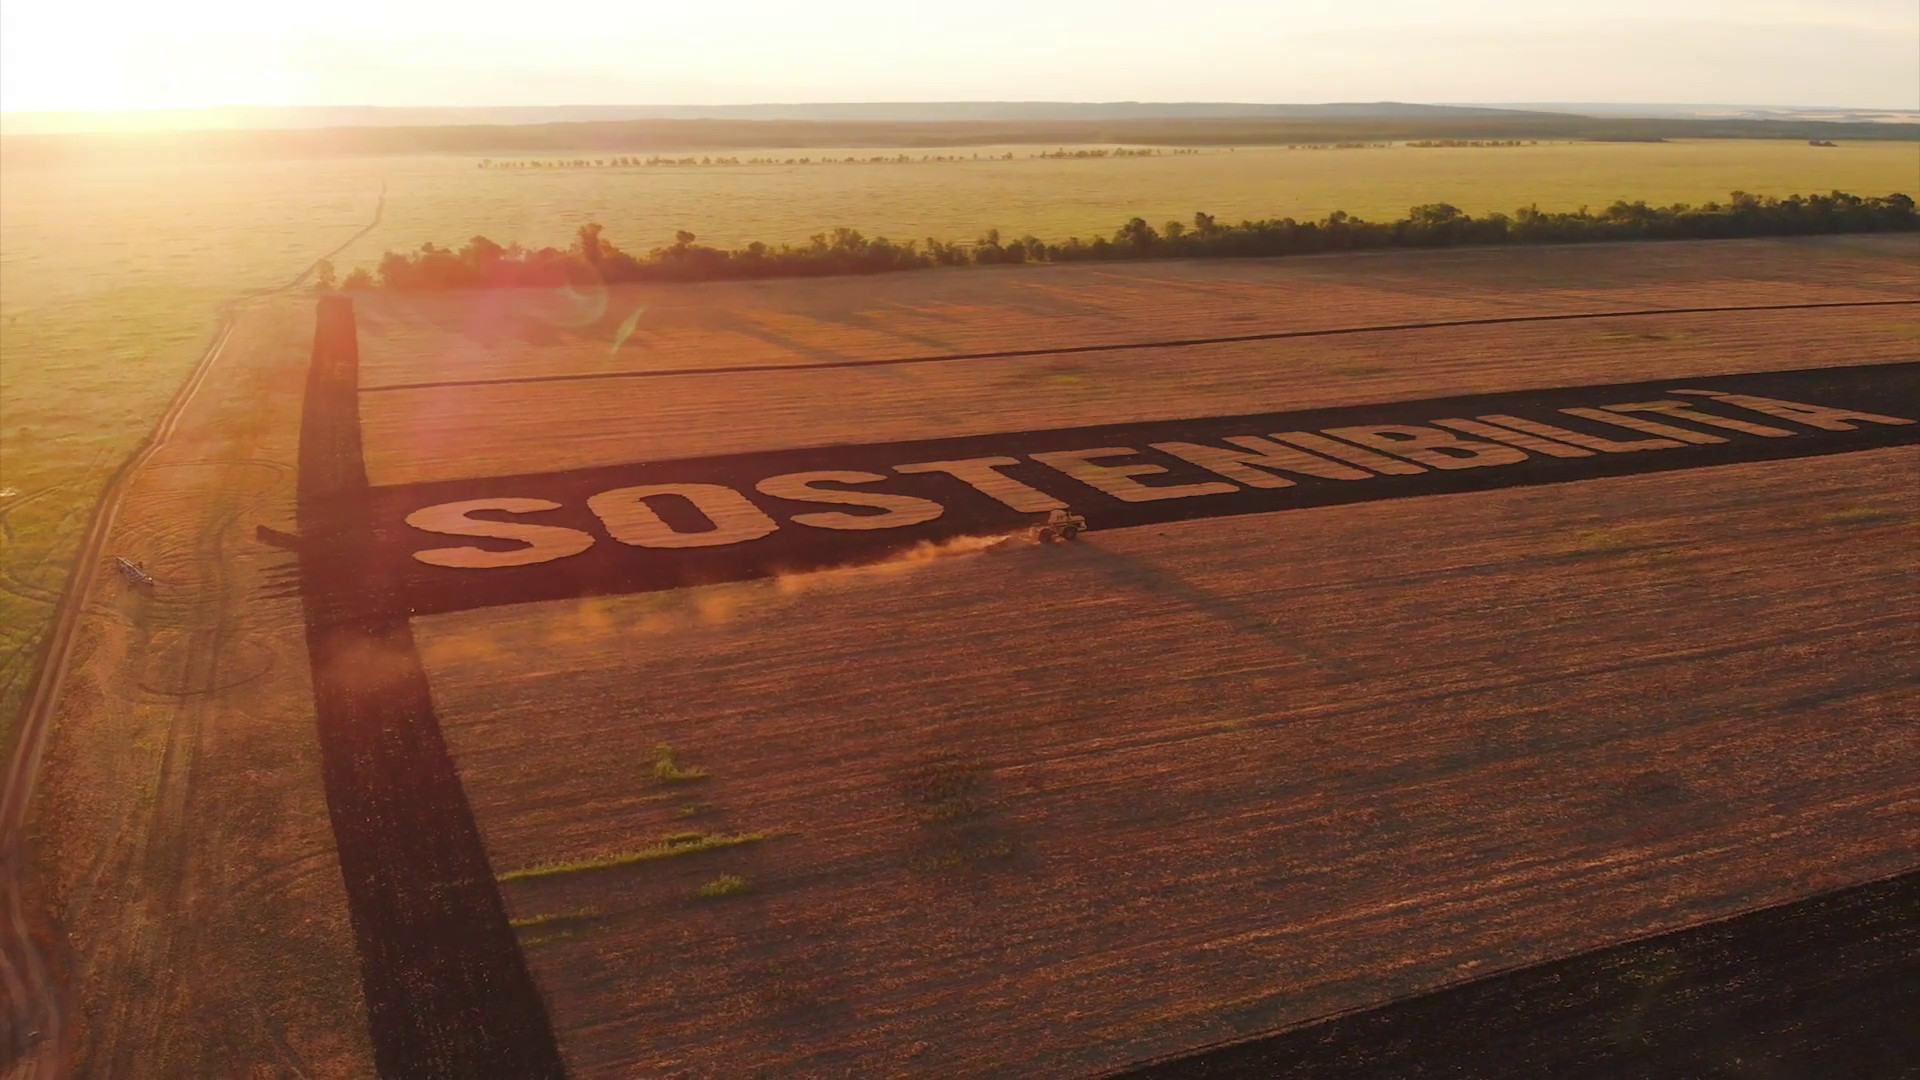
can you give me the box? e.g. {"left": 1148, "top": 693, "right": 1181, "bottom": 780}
{"left": 1116, "top": 217, "right": 1159, "bottom": 250}
{"left": 577, "top": 223, "right": 606, "bottom": 266}
{"left": 1407, "top": 203, "right": 1464, "bottom": 225}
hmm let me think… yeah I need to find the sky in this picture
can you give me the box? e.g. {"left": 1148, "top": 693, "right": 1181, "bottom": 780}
{"left": 2, "top": 0, "right": 1916, "bottom": 114}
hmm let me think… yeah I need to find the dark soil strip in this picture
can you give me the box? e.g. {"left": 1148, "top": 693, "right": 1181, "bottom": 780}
{"left": 361, "top": 298, "right": 1918, "bottom": 392}
{"left": 1109, "top": 870, "right": 1920, "bottom": 1080}
{"left": 363, "top": 360, "right": 1920, "bottom": 620}
{"left": 298, "top": 297, "right": 566, "bottom": 1079}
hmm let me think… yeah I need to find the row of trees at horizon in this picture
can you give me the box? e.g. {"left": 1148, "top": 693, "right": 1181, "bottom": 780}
{"left": 323, "top": 190, "right": 1916, "bottom": 292}
{"left": 478, "top": 147, "right": 1205, "bottom": 169}
{"left": 1406, "top": 139, "right": 1539, "bottom": 148}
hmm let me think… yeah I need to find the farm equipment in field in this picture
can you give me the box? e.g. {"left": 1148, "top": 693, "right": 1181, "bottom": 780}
{"left": 113, "top": 556, "right": 156, "bottom": 589}
{"left": 1030, "top": 508, "right": 1087, "bottom": 542}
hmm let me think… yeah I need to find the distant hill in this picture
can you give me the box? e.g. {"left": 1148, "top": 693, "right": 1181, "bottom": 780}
{"left": 1465, "top": 103, "right": 1920, "bottom": 123}
{"left": 3, "top": 101, "right": 1570, "bottom": 135}
{"left": 4, "top": 109, "right": 1915, "bottom": 166}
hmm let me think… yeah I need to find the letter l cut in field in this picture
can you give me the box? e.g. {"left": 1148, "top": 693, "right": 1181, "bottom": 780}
{"left": 365, "top": 361, "right": 1920, "bottom": 619}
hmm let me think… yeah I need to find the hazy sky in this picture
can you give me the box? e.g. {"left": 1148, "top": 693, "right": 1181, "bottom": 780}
{"left": 3, "top": 0, "right": 1916, "bottom": 113}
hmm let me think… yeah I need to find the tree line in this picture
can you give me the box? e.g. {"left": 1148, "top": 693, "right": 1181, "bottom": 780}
{"left": 1407, "top": 139, "right": 1539, "bottom": 148}
{"left": 328, "top": 190, "right": 1916, "bottom": 291}
{"left": 480, "top": 147, "right": 1197, "bottom": 169}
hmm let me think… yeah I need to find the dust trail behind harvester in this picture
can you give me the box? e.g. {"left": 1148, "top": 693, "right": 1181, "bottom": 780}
{"left": 773, "top": 532, "right": 1021, "bottom": 596}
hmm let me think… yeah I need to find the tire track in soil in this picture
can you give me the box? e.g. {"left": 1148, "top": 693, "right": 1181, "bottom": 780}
{"left": 0, "top": 487, "right": 76, "bottom": 605}
{"left": 99, "top": 484, "right": 318, "bottom": 1080}
{"left": 84, "top": 488, "right": 256, "bottom": 1075}
{"left": 0, "top": 187, "right": 384, "bottom": 1078}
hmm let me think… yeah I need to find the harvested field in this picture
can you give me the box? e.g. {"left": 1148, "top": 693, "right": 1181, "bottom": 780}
{"left": 353, "top": 234, "right": 1919, "bottom": 391}
{"left": 15, "top": 235, "right": 1918, "bottom": 1078}
{"left": 361, "top": 303, "right": 1917, "bottom": 488}
{"left": 417, "top": 448, "right": 1916, "bottom": 1077}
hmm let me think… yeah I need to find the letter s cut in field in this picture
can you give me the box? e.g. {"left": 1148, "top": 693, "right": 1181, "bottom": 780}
{"left": 406, "top": 498, "right": 596, "bottom": 568}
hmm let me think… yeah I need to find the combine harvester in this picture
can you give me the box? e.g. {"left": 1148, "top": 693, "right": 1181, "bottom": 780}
{"left": 1031, "top": 508, "right": 1088, "bottom": 542}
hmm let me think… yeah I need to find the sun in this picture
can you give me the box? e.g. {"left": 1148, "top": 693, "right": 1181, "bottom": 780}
{"left": 1, "top": 10, "right": 303, "bottom": 118}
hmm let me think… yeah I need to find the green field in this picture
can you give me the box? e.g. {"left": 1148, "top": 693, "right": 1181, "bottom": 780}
{"left": 1, "top": 136, "right": 1916, "bottom": 731}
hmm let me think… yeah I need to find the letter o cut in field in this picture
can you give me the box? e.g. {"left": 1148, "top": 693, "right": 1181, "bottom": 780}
{"left": 1320, "top": 425, "right": 1527, "bottom": 470}
{"left": 587, "top": 484, "right": 779, "bottom": 548}
{"left": 406, "top": 498, "right": 597, "bottom": 568}
{"left": 756, "top": 471, "right": 945, "bottom": 530}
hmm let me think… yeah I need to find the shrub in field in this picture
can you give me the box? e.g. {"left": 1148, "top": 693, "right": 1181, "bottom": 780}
{"left": 695, "top": 874, "right": 751, "bottom": 899}
{"left": 497, "top": 831, "right": 769, "bottom": 882}
{"left": 653, "top": 743, "right": 709, "bottom": 783}
{"left": 342, "top": 190, "right": 1917, "bottom": 291}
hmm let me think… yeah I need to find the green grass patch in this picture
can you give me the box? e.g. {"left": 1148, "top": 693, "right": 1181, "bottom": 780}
{"left": 695, "top": 874, "right": 752, "bottom": 899}
{"left": 1822, "top": 506, "right": 1900, "bottom": 525}
{"left": 497, "top": 831, "right": 770, "bottom": 882}
{"left": 1564, "top": 529, "right": 1639, "bottom": 558}
{"left": 508, "top": 908, "right": 599, "bottom": 930}
{"left": 653, "top": 742, "right": 709, "bottom": 783}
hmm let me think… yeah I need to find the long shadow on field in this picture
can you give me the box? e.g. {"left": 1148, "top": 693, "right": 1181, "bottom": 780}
{"left": 1109, "top": 870, "right": 1919, "bottom": 1080}
{"left": 1059, "top": 541, "right": 1349, "bottom": 674}
{"left": 714, "top": 310, "right": 862, "bottom": 365}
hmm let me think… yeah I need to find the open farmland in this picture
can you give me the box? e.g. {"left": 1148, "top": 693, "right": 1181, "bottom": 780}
{"left": 3, "top": 139, "right": 1916, "bottom": 735}
{"left": 14, "top": 234, "right": 1916, "bottom": 1077}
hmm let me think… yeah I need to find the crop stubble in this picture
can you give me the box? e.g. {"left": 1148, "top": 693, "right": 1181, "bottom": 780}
{"left": 415, "top": 449, "right": 1917, "bottom": 1078}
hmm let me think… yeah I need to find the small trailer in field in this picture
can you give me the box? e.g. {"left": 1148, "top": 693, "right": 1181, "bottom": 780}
{"left": 113, "top": 557, "right": 156, "bottom": 589}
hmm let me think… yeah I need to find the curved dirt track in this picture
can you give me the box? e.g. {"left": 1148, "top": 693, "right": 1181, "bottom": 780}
{"left": 0, "top": 190, "right": 383, "bottom": 1078}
